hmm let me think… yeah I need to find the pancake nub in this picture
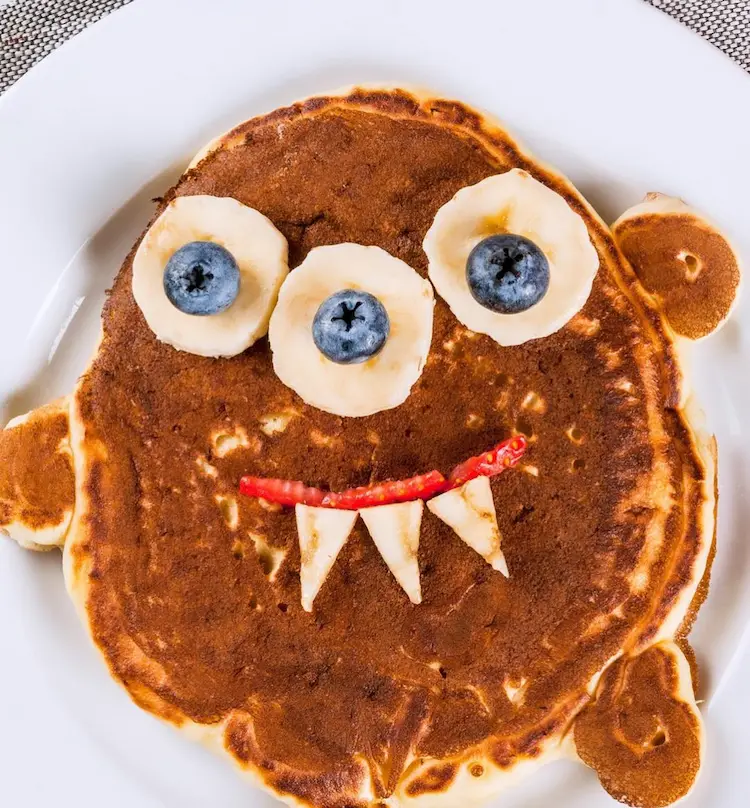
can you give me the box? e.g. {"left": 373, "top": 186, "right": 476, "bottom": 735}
{"left": 613, "top": 193, "right": 742, "bottom": 341}
{"left": 62, "top": 89, "right": 713, "bottom": 807}
{"left": 0, "top": 398, "right": 74, "bottom": 551}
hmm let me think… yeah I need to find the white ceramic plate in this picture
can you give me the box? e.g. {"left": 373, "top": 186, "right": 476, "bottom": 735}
{"left": 1, "top": 0, "right": 749, "bottom": 806}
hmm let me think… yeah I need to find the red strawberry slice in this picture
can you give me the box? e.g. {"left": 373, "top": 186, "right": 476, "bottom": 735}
{"left": 239, "top": 439, "right": 526, "bottom": 509}
{"left": 239, "top": 476, "right": 325, "bottom": 508}
{"left": 447, "top": 436, "right": 527, "bottom": 487}
{"left": 321, "top": 470, "right": 447, "bottom": 510}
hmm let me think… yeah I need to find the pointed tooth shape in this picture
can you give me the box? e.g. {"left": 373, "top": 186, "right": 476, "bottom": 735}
{"left": 427, "top": 476, "right": 508, "bottom": 576}
{"left": 296, "top": 505, "right": 358, "bottom": 612}
{"left": 360, "top": 501, "right": 423, "bottom": 604}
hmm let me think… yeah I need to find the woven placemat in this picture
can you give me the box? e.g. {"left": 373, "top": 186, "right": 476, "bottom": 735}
{"left": 1, "top": 0, "right": 749, "bottom": 94}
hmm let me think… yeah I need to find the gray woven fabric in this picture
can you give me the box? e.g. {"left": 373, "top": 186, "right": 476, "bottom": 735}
{"left": 646, "top": 0, "right": 750, "bottom": 69}
{"left": 0, "top": 0, "right": 134, "bottom": 92}
{"left": 0, "top": 0, "right": 749, "bottom": 95}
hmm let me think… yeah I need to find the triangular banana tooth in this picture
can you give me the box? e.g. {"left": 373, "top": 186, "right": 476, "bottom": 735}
{"left": 360, "top": 501, "right": 423, "bottom": 604}
{"left": 296, "top": 505, "right": 358, "bottom": 612}
{"left": 427, "top": 476, "right": 508, "bottom": 576}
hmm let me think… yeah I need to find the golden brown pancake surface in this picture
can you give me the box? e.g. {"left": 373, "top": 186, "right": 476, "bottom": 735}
{"left": 613, "top": 195, "right": 742, "bottom": 340}
{"left": 0, "top": 398, "right": 74, "bottom": 550}
{"left": 58, "top": 90, "right": 713, "bottom": 807}
{"left": 575, "top": 642, "right": 703, "bottom": 808}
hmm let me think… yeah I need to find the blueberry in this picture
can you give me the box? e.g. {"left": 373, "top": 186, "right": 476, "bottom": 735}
{"left": 163, "top": 241, "right": 240, "bottom": 316}
{"left": 466, "top": 234, "right": 550, "bottom": 314}
{"left": 313, "top": 290, "right": 390, "bottom": 364}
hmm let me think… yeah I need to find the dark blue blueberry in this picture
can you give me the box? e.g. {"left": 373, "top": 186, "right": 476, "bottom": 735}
{"left": 163, "top": 241, "right": 240, "bottom": 316}
{"left": 312, "top": 290, "right": 390, "bottom": 364}
{"left": 466, "top": 234, "right": 550, "bottom": 314}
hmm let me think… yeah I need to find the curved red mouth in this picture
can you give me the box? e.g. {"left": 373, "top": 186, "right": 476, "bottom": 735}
{"left": 239, "top": 436, "right": 527, "bottom": 510}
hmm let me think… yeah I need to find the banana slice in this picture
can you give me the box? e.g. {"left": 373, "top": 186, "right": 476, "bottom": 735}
{"left": 269, "top": 244, "right": 434, "bottom": 417}
{"left": 427, "top": 477, "right": 508, "bottom": 576}
{"left": 423, "top": 169, "right": 599, "bottom": 346}
{"left": 296, "top": 505, "right": 358, "bottom": 612}
{"left": 360, "top": 501, "right": 423, "bottom": 604}
{"left": 132, "top": 195, "right": 289, "bottom": 357}
{"left": 613, "top": 193, "right": 742, "bottom": 340}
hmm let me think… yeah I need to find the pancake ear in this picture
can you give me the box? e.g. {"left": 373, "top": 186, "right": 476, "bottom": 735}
{"left": 0, "top": 397, "right": 75, "bottom": 551}
{"left": 573, "top": 641, "right": 703, "bottom": 808}
{"left": 613, "top": 194, "right": 742, "bottom": 340}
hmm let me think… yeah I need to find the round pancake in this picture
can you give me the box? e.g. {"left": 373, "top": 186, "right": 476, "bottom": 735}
{"left": 613, "top": 193, "right": 742, "bottom": 340}
{"left": 0, "top": 398, "right": 74, "bottom": 551}
{"left": 63, "top": 88, "right": 714, "bottom": 807}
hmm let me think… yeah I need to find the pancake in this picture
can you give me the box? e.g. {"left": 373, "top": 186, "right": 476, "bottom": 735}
{"left": 613, "top": 193, "right": 742, "bottom": 340}
{"left": 0, "top": 398, "right": 74, "bottom": 551}
{"left": 1, "top": 88, "right": 715, "bottom": 808}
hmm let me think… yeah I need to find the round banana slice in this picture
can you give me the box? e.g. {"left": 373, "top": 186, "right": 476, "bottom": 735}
{"left": 269, "top": 244, "right": 434, "bottom": 417}
{"left": 133, "top": 195, "right": 288, "bottom": 357}
{"left": 423, "top": 169, "right": 599, "bottom": 346}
